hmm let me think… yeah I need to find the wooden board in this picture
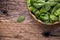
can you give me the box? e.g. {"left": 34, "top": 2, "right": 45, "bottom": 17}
{"left": 0, "top": 0, "right": 60, "bottom": 40}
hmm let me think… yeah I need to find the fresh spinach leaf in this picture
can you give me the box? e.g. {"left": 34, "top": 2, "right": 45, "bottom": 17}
{"left": 39, "top": 13, "right": 49, "bottom": 21}
{"left": 54, "top": 9, "right": 60, "bottom": 16}
{"left": 40, "top": 3, "right": 51, "bottom": 13}
{"left": 27, "top": 0, "right": 31, "bottom": 7}
{"left": 17, "top": 16, "right": 25, "bottom": 23}
{"left": 50, "top": 15, "right": 58, "bottom": 21}
{"left": 35, "top": 10, "right": 40, "bottom": 18}
{"left": 52, "top": 4, "right": 60, "bottom": 14}
{"left": 29, "top": 6, "right": 37, "bottom": 13}
{"left": 33, "top": 2, "right": 45, "bottom": 8}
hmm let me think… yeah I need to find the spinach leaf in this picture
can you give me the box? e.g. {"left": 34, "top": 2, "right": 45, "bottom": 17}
{"left": 59, "top": 15, "right": 60, "bottom": 21}
{"left": 29, "top": 6, "right": 37, "bottom": 13}
{"left": 50, "top": 15, "right": 58, "bottom": 21}
{"left": 35, "top": 10, "right": 40, "bottom": 18}
{"left": 40, "top": 3, "right": 51, "bottom": 13}
{"left": 52, "top": 4, "right": 60, "bottom": 14}
{"left": 27, "top": 0, "right": 31, "bottom": 7}
{"left": 33, "top": 2, "right": 45, "bottom": 8}
{"left": 30, "top": 0, "right": 37, "bottom": 4}
{"left": 39, "top": 13, "right": 49, "bottom": 21}
{"left": 37, "top": 0, "right": 45, "bottom": 2}
{"left": 54, "top": 0, "right": 60, "bottom": 2}
{"left": 17, "top": 16, "right": 25, "bottom": 23}
{"left": 47, "top": 2, "right": 57, "bottom": 6}
{"left": 48, "top": 0, "right": 55, "bottom": 2}
{"left": 54, "top": 8, "right": 60, "bottom": 16}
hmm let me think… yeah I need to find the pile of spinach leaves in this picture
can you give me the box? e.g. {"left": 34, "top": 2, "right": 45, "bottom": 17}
{"left": 27, "top": 0, "right": 60, "bottom": 23}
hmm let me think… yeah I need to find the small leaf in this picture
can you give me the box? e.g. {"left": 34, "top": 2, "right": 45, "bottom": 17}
{"left": 17, "top": 16, "right": 25, "bottom": 23}
{"left": 35, "top": 10, "right": 40, "bottom": 18}
{"left": 29, "top": 6, "right": 37, "bottom": 13}
{"left": 48, "top": 0, "right": 55, "bottom": 2}
{"left": 54, "top": 9, "right": 60, "bottom": 16}
{"left": 27, "top": 0, "right": 31, "bottom": 7}
{"left": 52, "top": 4, "right": 60, "bottom": 14}
{"left": 40, "top": 3, "right": 51, "bottom": 13}
{"left": 39, "top": 13, "right": 49, "bottom": 21}
{"left": 33, "top": 2, "right": 44, "bottom": 8}
{"left": 50, "top": 15, "right": 58, "bottom": 21}
{"left": 37, "top": 0, "right": 45, "bottom": 2}
{"left": 46, "top": 2, "right": 57, "bottom": 6}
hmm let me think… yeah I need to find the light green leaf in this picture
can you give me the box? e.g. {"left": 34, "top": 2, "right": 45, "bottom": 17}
{"left": 39, "top": 13, "right": 49, "bottom": 21}
{"left": 50, "top": 15, "right": 58, "bottom": 21}
{"left": 29, "top": 6, "right": 37, "bottom": 13}
{"left": 27, "top": 0, "right": 31, "bottom": 7}
{"left": 37, "top": 0, "right": 45, "bottom": 2}
{"left": 48, "top": 0, "right": 55, "bottom": 2}
{"left": 54, "top": 9, "right": 60, "bottom": 16}
{"left": 52, "top": 4, "right": 60, "bottom": 14}
{"left": 33, "top": 2, "right": 45, "bottom": 8}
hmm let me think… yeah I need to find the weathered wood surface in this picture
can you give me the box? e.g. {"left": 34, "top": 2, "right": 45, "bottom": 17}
{"left": 0, "top": 0, "right": 60, "bottom": 40}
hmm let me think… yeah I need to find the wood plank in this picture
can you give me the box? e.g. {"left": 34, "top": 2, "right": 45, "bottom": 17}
{"left": 0, "top": 0, "right": 60, "bottom": 40}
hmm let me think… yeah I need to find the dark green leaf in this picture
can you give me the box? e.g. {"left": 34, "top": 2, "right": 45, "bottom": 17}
{"left": 35, "top": 10, "right": 40, "bottom": 17}
{"left": 54, "top": 0, "right": 60, "bottom": 2}
{"left": 39, "top": 13, "right": 49, "bottom": 21}
{"left": 59, "top": 15, "right": 60, "bottom": 21}
{"left": 17, "top": 16, "right": 25, "bottom": 23}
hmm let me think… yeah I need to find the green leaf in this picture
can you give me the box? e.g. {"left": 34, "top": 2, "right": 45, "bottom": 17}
{"left": 54, "top": 8, "right": 60, "bottom": 16}
{"left": 27, "top": 0, "right": 31, "bottom": 7}
{"left": 48, "top": 0, "right": 55, "bottom": 2}
{"left": 40, "top": 3, "right": 51, "bottom": 13}
{"left": 30, "top": 0, "right": 37, "bottom": 4}
{"left": 52, "top": 4, "right": 60, "bottom": 14}
{"left": 35, "top": 10, "right": 40, "bottom": 17}
{"left": 59, "top": 15, "right": 60, "bottom": 21}
{"left": 37, "top": 0, "right": 45, "bottom": 2}
{"left": 50, "top": 15, "right": 58, "bottom": 21}
{"left": 54, "top": 0, "right": 60, "bottom": 2}
{"left": 17, "top": 16, "right": 25, "bottom": 23}
{"left": 49, "top": 19, "right": 53, "bottom": 23}
{"left": 39, "top": 13, "right": 49, "bottom": 21}
{"left": 29, "top": 6, "right": 37, "bottom": 13}
{"left": 40, "top": 13, "right": 49, "bottom": 23}
{"left": 33, "top": 2, "right": 45, "bottom": 8}
{"left": 31, "top": 0, "right": 37, "bottom": 2}
{"left": 47, "top": 2, "right": 57, "bottom": 6}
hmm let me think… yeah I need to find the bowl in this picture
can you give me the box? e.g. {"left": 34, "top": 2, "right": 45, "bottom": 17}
{"left": 26, "top": 0, "right": 60, "bottom": 25}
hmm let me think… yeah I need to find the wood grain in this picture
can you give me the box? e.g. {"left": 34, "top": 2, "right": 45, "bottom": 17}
{"left": 0, "top": 0, "right": 60, "bottom": 40}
